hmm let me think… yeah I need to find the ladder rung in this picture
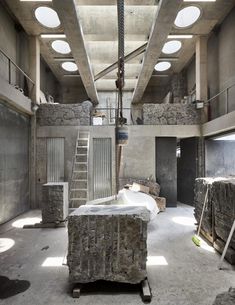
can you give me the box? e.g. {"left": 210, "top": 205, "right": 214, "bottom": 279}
{"left": 72, "top": 179, "right": 87, "bottom": 182}
{"left": 76, "top": 154, "right": 87, "bottom": 156}
{"left": 75, "top": 162, "right": 87, "bottom": 164}
{"left": 70, "top": 198, "right": 87, "bottom": 200}
{"left": 73, "top": 170, "right": 87, "bottom": 173}
{"left": 70, "top": 189, "right": 88, "bottom": 191}
{"left": 77, "top": 146, "right": 88, "bottom": 148}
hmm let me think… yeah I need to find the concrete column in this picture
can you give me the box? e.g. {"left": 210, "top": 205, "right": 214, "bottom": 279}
{"left": 28, "top": 36, "right": 40, "bottom": 209}
{"left": 29, "top": 36, "right": 40, "bottom": 104}
{"left": 196, "top": 36, "right": 208, "bottom": 122}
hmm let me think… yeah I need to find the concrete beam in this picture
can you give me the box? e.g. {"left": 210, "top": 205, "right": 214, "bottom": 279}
{"left": 94, "top": 43, "right": 147, "bottom": 81}
{"left": 53, "top": 0, "right": 99, "bottom": 104}
{"left": 131, "top": 0, "right": 183, "bottom": 104}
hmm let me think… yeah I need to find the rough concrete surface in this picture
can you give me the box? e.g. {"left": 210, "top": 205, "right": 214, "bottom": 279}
{"left": 42, "top": 183, "right": 68, "bottom": 223}
{"left": 143, "top": 104, "right": 200, "bottom": 125}
{"left": 0, "top": 204, "right": 234, "bottom": 305}
{"left": 67, "top": 205, "right": 149, "bottom": 284}
{"left": 212, "top": 287, "right": 235, "bottom": 305}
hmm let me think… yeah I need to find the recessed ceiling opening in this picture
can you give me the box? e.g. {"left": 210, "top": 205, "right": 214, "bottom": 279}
{"left": 155, "top": 61, "right": 171, "bottom": 72}
{"left": 174, "top": 6, "right": 201, "bottom": 28}
{"left": 51, "top": 40, "right": 71, "bottom": 54}
{"left": 162, "top": 40, "right": 182, "bottom": 54}
{"left": 35, "top": 6, "right": 60, "bottom": 28}
{"left": 61, "top": 62, "right": 78, "bottom": 72}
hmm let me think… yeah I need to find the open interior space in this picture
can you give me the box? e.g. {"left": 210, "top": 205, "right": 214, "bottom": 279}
{"left": 0, "top": 0, "right": 235, "bottom": 304}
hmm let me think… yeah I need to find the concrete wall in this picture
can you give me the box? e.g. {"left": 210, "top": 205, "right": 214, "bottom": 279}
{"left": 0, "top": 102, "right": 30, "bottom": 224}
{"left": 40, "top": 57, "right": 61, "bottom": 103}
{"left": 156, "top": 137, "right": 177, "bottom": 207}
{"left": 177, "top": 137, "right": 198, "bottom": 206}
{"left": 61, "top": 85, "right": 89, "bottom": 104}
{"left": 205, "top": 139, "right": 235, "bottom": 177}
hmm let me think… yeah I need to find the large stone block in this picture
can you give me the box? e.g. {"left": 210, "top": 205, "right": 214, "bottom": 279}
{"left": 42, "top": 182, "right": 68, "bottom": 223}
{"left": 211, "top": 179, "right": 235, "bottom": 250}
{"left": 143, "top": 104, "right": 200, "bottom": 125}
{"left": 37, "top": 101, "right": 93, "bottom": 126}
{"left": 67, "top": 205, "right": 150, "bottom": 284}
{"left": 119, "top": 177, "right": 160, "bottom": 197}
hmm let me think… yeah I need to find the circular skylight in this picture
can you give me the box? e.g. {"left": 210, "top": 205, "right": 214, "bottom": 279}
{"left": 35, "top": 7, "right": 60, "bottom": 28}
{"left": 51, "top": 40, "right": 71, "bottom": 54}
{"left": 174, "top": 6, "right": 201, "bottom": 28}
{"left": 62, "top": 62, "right": 78, "bottom": 72}
{"left": 162, "top": 40, "right": 182, "bottom": 54}
{"left": 155, "top": 62, "right": 171, "bottom": 72}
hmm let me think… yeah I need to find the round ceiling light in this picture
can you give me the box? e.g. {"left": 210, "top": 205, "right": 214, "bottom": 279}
{"left": 174, "top": 6, "right": 201, "bottom": 28}
{"left": 162, "top": 40, "right": 182, "bottom": 54}
{"left": 62, "top": 62, "right": 78, "bottom": 72}
{"left": 155, "top": 61, "right": 171, "bottom": 72}
{"left": 35, "top": 7, "right": 60, "bottom": 28}
{"left": 51, "top": 40, "right": 71, "bottom": 54}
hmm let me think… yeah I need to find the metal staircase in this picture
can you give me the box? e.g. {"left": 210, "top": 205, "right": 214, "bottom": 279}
{"left": 70, "top": 131, "right": 89, "bottom": 208}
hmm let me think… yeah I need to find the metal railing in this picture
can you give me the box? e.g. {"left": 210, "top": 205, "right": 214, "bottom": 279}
{"left": 0, "top": 48, "right": 35, "bottom": 99}
{"left": 92, "top": 107, "right": 134, "bottom": 125}
{"left": 205, "top": 83, "right": 235, "bottom": 121}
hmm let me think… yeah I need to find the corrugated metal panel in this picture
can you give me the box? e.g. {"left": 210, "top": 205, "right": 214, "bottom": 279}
{"left": 93, "top": 138, "right": 112, "bottom": 199}
{"left": 47, "top": 138, "right": 64, "bottom": 182}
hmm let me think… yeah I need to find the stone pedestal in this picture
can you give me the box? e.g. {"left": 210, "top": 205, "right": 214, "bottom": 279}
{"left": 67, "top": 205, "right": 150, "bottom": 284}
{"left": 42, "top": 182, "right": 68, "bottom": 223}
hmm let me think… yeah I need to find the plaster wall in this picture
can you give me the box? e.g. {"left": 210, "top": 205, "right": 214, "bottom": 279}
{"left": 0, "top": 102, "right": 30, "bottom": 224}
{"left": 205, "top": 139, "right": 235, "bottom": 177}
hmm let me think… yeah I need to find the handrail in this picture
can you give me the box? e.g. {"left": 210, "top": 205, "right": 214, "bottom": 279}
{"left": 0, "top": 48, "right": 35, "bottom": 86}
{"left": 206, "top": 82, "right": 235, "bottom": 104}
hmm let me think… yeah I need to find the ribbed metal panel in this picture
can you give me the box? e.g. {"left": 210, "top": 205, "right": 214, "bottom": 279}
{"left": 47, "top": 138, "right": 64, "bottom": 182}
{"left": 93, "top": 138, "right": 112, "bottom": 199}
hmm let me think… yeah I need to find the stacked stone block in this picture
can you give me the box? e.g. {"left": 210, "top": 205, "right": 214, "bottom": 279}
{"left": 143, "top": 104, "right": 200, "bottom": 125}
{"left": 42, "top": 182, "right": 68, "bottom": 223}
{"left": 37, "top": 101, "right": 93, "bottom": 126}
{"left": 67, "top": 205, "right": 150, "bottom": 284}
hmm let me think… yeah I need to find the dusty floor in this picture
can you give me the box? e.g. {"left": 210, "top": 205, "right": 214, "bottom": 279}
{"left": 0, "top": 204, "right": 234, "bottom": 305}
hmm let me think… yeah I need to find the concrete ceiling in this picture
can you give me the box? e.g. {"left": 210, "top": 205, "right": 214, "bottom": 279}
{"left": 5, "top": 0, "right": 235, "bottom": 104}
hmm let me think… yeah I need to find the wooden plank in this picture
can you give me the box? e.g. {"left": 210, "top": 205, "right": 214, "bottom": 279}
{"left": 141, "top": 279, "right": 152, "bottom": 302}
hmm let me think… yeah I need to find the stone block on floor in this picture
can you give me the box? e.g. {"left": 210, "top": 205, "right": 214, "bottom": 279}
{"left": 42, "top": 182, "right": 68, "bottom": 223}
{"left": 67, "top": 205, "right": 150, "bottom": 284}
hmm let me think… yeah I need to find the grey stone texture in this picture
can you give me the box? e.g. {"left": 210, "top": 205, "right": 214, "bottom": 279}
{"left": 42, "top": 183, "right": 68, "bottom": 223}
{"left": 194, "top": 178, "right": 214, "bottom": 235}
{"left": 194, "top": 178, "right": 235, "bottom": 250}
{"left": 212, "top": 179, "right": 235, "bottom": 250}
{"left": 119, "top": 177, "right": 160, "bottom": 197}
{"left": 143, "top": 103, "right": 200, "bottom": 125}
{"left": 37, "top": 101, "right": 93, "bottom": 126}
{"left": 212, "top": 288, "right": 235, "bottom": 305}
{"left": 67, "top": 205, "right": 150, "bottom": 284}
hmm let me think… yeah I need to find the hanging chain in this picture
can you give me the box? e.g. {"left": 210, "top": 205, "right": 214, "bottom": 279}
{"left": 117, "top": 0, "right": 125, "bottom": 125}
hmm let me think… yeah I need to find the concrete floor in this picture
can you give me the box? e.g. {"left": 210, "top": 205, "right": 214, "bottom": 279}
{"left": 0, "top": 204, "right": 234, "bottom": 305}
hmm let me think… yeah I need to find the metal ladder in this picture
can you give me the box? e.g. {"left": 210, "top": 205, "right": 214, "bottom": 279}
{"left": 70, "top": 131, "right": 89, "bottom": 208}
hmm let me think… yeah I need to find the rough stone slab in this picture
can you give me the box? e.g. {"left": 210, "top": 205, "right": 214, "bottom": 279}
{"left": 67, "top": 205, "right": 150, "bottom": 284}
{"left": 212, "top": 179, "right": 235, "bottom": 250}
{"left": 119, "top": 177, "right": 160, "bottom": 197}
{"left": 194, "top": 178, "right": 215, "bottom": 235}
{"left": 154, "top": 197, "right": 166, "bottom": 212}
{"left": 42, "top": 183, "right": 68, "bottom": 223}
{"left": 212, "top": 288, "right": 235, "bottom": 305}
{"left": 37, "top": 101, "right": 93, "bottom": 126}
{"left": 143, "top": 104, "right": 200, "bottom": 125}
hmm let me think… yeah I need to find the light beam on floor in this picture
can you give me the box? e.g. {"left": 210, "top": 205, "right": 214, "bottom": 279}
{"left": 12, "top": 217, "right": 42, "bottom": 228}
{"left": 0, "top": 238, "right": 15, "bottom": 253}
{"left": 42, "top": 257, "right": 64, "bottom": 267}
{"left": 147, "top": 256, "right": 168, "bottom": 266}
{"left": 172, "top": 217, "right": 195, "bottom": 227}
